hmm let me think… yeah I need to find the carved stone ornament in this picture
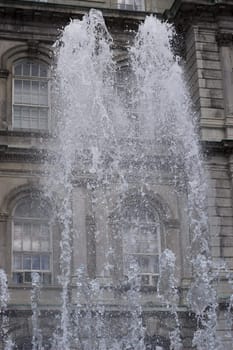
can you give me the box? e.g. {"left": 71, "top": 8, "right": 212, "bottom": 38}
{"left": 27, "top": 40, "right": 40, "bottom": 56}
{"left": 216, "top": 32, "right": 233, "bottom": 46}
{"left": 0, "top": 69, "right": 9, "bottom": 79}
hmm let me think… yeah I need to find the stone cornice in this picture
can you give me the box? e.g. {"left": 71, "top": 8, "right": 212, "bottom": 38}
{"left": 166, "top": 0, "right": 233, "bottom": 27}
{"left": 0, "top": 0, "right": 151, "bottom": 28}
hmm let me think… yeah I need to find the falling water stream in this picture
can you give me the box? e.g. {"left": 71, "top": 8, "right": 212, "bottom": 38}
{"left": 0, "top": 9, "right": 232, "bottom": 350}
{"left": 44, "top": 10, "right": 223, "bottom": 349}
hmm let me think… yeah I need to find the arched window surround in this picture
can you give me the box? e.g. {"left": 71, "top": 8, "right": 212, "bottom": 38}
{"left": 11, "top": 193, "right": 53, "bottom": 285}
{"left": 0, "top": 43, "right": 52, "bottom": 132}
{"left": 12, "top": 58, "right": 50, "bottom": 131}
{"left": 1, "top": 186, "right": 58, "bottom": 286}
{"left": 108, "top": 189, "right": 175, "bottom": 288}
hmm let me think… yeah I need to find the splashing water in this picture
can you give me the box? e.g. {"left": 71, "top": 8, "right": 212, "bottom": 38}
{"left": 41, "top": 9, "right": 230, "bottom": 350}
{"left": 31, "top": 272, "right": 43, "bottom": 350}
{"left": 0, "top": 270, "right": 14, "bottom": 350}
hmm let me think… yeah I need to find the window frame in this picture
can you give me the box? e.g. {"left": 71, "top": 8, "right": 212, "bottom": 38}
{"left": 12, "top": 59, "right": 51, "bottom": 132}
{"left": 11, "top": 197, "right": 53, "bottom": 285}
{"left": 117, "top": 0, "right": 145, "bottom": 11}
{"left": 122, "top": 210, "right": 162, "bottom": 287}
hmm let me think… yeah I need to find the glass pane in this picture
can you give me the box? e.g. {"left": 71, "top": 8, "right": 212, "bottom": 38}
{"left": 14, "top": 63, "right": 22, "bottom": 76}
{"left": 32, "top": 81, "right": 39, "bottom": 105}
{"left": 32, "top": 224, "right": 41, "bottom": 251}
{"left": 31, "top": 108, "right": 39, "bottom": 129}
{"left": 22, "top": 80, "right": 31, "bottom": 104}
{"left": 22, "top": 223, "right": 31, "bottom": 251}
{"left": 23, "top": 255, "right": 31, "bottom": 270}
{"left": 39, "top": 108, "right": 48, "bottom": 130}
{"left": 43, "top": 273, "right": 51, "bottom": 285}
{"left": 41, "top": 255, "right": 50, "bottom": 270}
{"left": 21, "top": 107, "right": 30, "bottom": 129}
{"left": 13, "top": 254, "right": 22, "bottom": 269}
{"left": 13, "top": 106, "right": 22, "bottom": 128}
{"left": 14, "top": 80, "right": 22, "bottom": 103}
{"left": 141, "top": 275, "right": 149, "bottom": 285}
{"left": 24, "top": 272, "right": 32, "bottom": 283}
{"left": 13, "top": 272, "right": 23, "bottom": 284}
{"left": 151, "top": 255, "right": 159, "bottom": 274}
{"left": 32, "top": 63, "right": 39, "bottom": 77}
{"left": 22, "top": 62, "right": 30, "bottom": 76}
{"left": 40, "top": 64, "right": 48, "bottom": 77}
{"left": 40, "top": 224, "right": 50, "bottom": 251}
{"left": 39, "top": 81, "right": 48, "bottom": 105}
{"left": 32, "top": 255, "right": 40, "bottom": 270}
{"left": 138, "top": 256, "right": 150, "bottom": 273}
{"left": 13, "top": 224, "right": 22, "bottom": 250}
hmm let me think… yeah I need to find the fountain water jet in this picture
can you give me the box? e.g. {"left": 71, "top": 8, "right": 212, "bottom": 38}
{"left": 42, "top": 9, "right": 230, "bottom": 350}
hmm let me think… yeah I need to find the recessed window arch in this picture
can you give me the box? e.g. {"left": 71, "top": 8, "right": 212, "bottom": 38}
{"left": 12, "top": 59, "right": 50, "bottom": 130}
{"left": 122, "top": 195, "right": 161, "bottom": 287}
{"left": 12, "top": 195, "right": 52, "bottom": 285}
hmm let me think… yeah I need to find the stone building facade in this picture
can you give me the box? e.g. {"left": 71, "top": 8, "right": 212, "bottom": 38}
{"left": 0, "top": 0, "right": 232, "bottom": 349}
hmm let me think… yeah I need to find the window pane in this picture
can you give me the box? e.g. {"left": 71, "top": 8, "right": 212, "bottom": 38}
{"left": 13, "top": 106, "right": 22, "bottom": 128}
{"left": 22, "top": 80, "right": 31, "bottom": 104}
{"left": 32, "top": 255, "right": 40, "bottom": 270}
{"left": 39, "top": 108, "right": 48, "bottom": 130}
{"left": 40, "top": 224, "right": 50, "bottom": 251}
{"left": 25, "top": 272, "right": 32, "bottom": 283}
{"left": 15, "top": 63, "right": 22, "bottom": 76}
{"left": 14, "top": 80, "right": 22, "bottom": 103}
{"left": 22, "top": 223, "right": 31, "bottom": 251}
{"left": 31, "top": 108, "right": 39, "bottom": 129}
{"left": 39, "top": 81, "right": 48, "bottom": 105}
{"left": 13, "top": 272, "right": 23, "bottom": 284}
{"left": 32, "top": 63, "right": 39, "bottom": 77}
{"left": 32, "top": 224, "right": 41, "bottom": 251}
{"left": 138, "top": 255, "right": 150, "bottom": 273}
{"left": 23, "top": 255, "right": 31, "bottom": 270}
{"left": 13, "top": 224, "right": 22, "bottom": 250}
{"left": 151, "top": 255, "right": 159, "bottom": 274}
{"left": 43, "top": 273, "right": 51, "bottom": 285}
{"left": 41, "top": 255, "right": 50, "bottom": 270}
{"left": 40, "top": 64, "right": 48, "bottom": 77}
{"left": 21, "top": 107, "right": 30, "bottom": 129}
{"left": 32, "top": 81, "right": 39, "bottom": 105}
{"left": 22, "top": 62, "right": 30, "bottom": 76}
{"left": 13, "top": 254, "right": 22, "bottom": 270}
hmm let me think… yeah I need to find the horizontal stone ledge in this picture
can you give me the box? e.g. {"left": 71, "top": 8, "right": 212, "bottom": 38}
{"left": 200, "top": 107, "right": 225, "bottom": 118}
{"left": 199, "top": 97, "right": 224, "bottom": 109}
{"left": 202, "top": 139, "right": 233, "bottom": 155}
{"left": 195, "top": 42, "right": 219, "bottom": 53}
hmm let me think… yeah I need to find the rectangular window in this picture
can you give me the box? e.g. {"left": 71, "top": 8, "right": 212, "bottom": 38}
{"left": 117, "top": 0, "right": 145, "bottom": 11}
{"left": 13, "top": 60, "right": 50, "bottom": 131}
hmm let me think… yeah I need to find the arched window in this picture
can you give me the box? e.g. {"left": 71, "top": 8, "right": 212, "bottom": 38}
{"left": 13, "top": 60, "right": 50, "bottom": 130}
{"left": 12, "top": 196, "right": 52, "bottom": 284}
{"left": 122, "top": 196, "right": 161, "bottom": 286}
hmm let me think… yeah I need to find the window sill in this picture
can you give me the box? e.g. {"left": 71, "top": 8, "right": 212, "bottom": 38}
{"left": 8, "top": 283, "right": 61, "bottom": 290}
{"left": 0, "top": 129, "right": 51, "bottom": 138}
